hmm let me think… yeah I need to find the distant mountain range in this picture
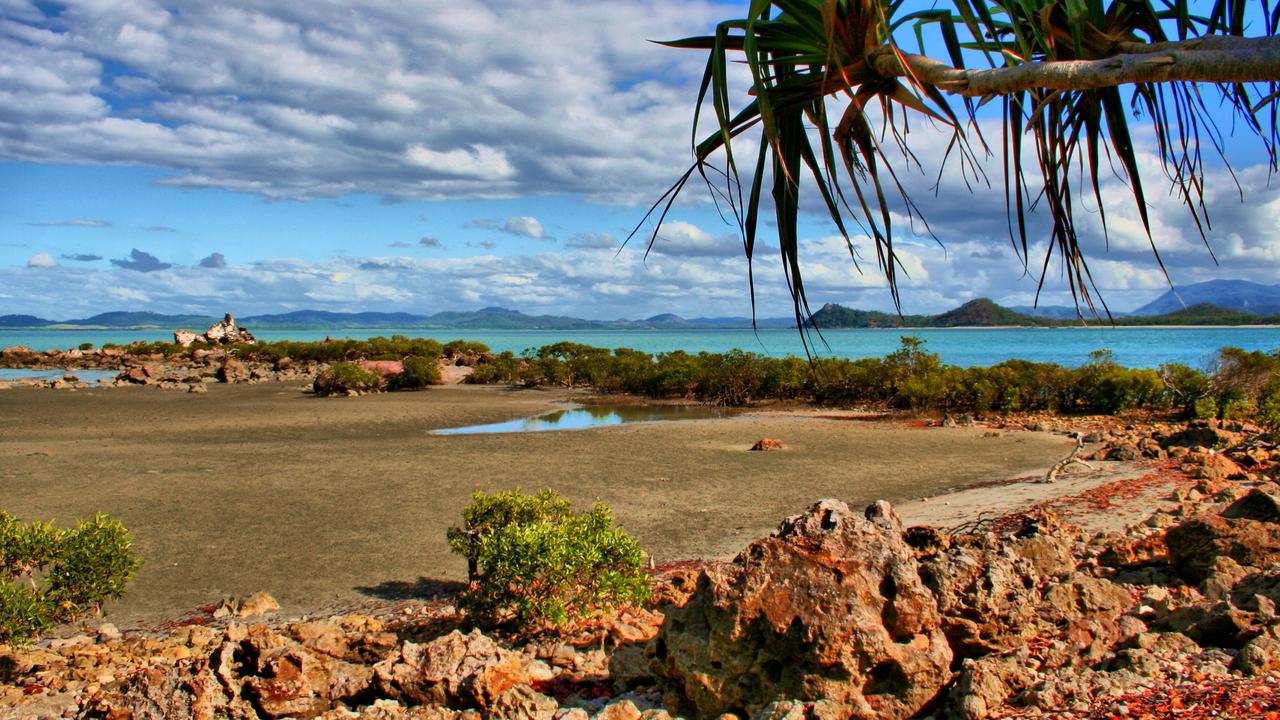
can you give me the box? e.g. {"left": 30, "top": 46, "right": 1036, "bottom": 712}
{"left": 3, "top": 279, "right": 1277, "bottom": 330}
{"left": 1132, "top": 279, "right": 1280, "bottom": 316}
{"left": 810, "top": 299, "right": 1277, "bottom": 328}
{"left": 0, "top": 306, "right": 797, "bottom": 330}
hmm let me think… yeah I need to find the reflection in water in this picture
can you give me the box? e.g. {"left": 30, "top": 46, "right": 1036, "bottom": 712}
{"left": 432, "top": 405, "right": 728, "bottom": 435}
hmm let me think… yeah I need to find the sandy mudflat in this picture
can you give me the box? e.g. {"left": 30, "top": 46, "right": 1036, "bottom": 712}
{"left": 1, "top": 382, "right": 1117, "bottom": 625}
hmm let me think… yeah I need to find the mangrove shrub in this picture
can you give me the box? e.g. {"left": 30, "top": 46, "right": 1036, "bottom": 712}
{"left": 447, "top": 489, "right": 649, "bottom": 632}
{"left": 0, "top": 512, "right": 142, "bottom": 644}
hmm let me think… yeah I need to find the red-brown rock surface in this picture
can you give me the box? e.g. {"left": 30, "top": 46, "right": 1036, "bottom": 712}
{"left": 649, "top": 499, "right": 952, "bottom": 719}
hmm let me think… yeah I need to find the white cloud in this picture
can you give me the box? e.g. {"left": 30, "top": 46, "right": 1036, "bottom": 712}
{"left": 502, "top": 216, "right": 545, "bottom": 240}
{"left": 26, "top": 251, "right": 55, "bottom": 267}
{"left": 0, "top": 0, "right": 723, "bottom": 202}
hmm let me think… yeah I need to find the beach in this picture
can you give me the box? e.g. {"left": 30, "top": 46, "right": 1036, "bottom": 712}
{"left": 3, "top": 381, "right": 1114, "bottom": 626}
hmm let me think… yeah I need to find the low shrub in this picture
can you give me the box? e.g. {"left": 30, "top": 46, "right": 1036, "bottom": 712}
{"left": 447, "top": 489, "right": 649, "bottom": 632}
{"left": 0, "top": 512, "right": 142, "bottom": 644}
{"left": 392, "top": 356, "right": 442, "bottom": 389}
{"left": 313, "top": 363, "right": 385, "bottom": 396}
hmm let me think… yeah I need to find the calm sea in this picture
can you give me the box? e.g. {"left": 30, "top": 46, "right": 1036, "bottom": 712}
{"left": 3, "top": 326, "right": 1278, "bottom": 369}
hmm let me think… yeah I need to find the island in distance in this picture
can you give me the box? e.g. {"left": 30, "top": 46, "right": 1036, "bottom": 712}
{"left": 2, "top": 279, "right": 1279, "bottom": 330}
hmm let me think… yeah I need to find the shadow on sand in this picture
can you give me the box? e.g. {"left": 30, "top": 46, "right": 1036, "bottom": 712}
{"left": 355, "top": 576, "right": 466, "bottom": 601}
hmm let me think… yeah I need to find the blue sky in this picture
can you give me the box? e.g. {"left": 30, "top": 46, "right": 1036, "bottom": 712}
{"left": 2, "top": 0, "right": 1278, "bottom": 320}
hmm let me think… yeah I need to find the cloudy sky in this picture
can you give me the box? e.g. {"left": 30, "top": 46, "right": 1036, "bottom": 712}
{"left": 2, "top": 0, "right": 1278, "bottom": 320}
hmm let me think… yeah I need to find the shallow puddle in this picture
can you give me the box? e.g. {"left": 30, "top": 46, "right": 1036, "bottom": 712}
{"left": 432, "top": 404, "right": 729, "bottom": 435}
{"left": 0, "top": 368, "right": 118, "bottom": 383}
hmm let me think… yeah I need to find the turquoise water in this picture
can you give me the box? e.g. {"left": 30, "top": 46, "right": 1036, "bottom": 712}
{"left": 0, "top": 368, "right": 119, "bottom": 383}
{"left": 432, "top": 405, "right": 729, "bottom": 435}
{"left": 3, "top": 326, "right": 1278, "bottom": 369}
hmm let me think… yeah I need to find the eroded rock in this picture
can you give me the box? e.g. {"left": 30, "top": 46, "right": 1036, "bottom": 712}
{"left": 650, "top": 499, "right": 951, "bottom": 719}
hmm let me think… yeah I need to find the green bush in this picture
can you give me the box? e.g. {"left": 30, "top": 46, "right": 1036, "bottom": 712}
{"left": 313, "top": 363, "right": 385, "bottom": 396}
{"left": 447, "top": 489, "right": 649, "bottom": 632}
{"left": 469, "top": 352, "right": 524, "bottom": 384}
{"left": 0, "top": 512, "right": 141, "bottom": 644}
{"left": 392, "top": 356, "right": 442, "bottom": 389}
{"left": 78, "top": 342, "right": 94, "bottom": 351}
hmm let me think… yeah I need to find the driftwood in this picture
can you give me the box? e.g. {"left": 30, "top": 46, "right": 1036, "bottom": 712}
{"left": 1041, "top": 432, "right": 1094, "bottom": 483}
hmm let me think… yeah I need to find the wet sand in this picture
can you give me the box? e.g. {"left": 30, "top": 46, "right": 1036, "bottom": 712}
{"left": 2, "top": 382, "right": 1091, "bottom": 625}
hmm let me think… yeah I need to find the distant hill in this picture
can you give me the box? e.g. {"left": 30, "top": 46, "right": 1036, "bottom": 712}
{"left": 930, "top": 299, "right": 1050, "bottom": 327}
{"left": 1112, "top": 303, "right": 1278, "bottom": 326}
{"left": 0, "top": 314, "right": 55, "bottom": 328}
{"left": 243, "top": 310, "right": 430, "bottom": 328}
{"left": 5, "top": 294, "right": 1277, "bottom": 332}
{"left": 1131, "top": 279, "right": 1280, "bottom": 316}
{"left": 811, "top": 298, "right": 1049, "bottom": 328}
{"left": 61, "top": 311, "right": 219, "bottom": 328}
{"left": 809, "top": 304, "right": 910, "bottom": 328}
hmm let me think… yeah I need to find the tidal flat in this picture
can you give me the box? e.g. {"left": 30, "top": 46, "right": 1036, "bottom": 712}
{"left": 1, "top": 382, "right": 1075, "bottom": 625}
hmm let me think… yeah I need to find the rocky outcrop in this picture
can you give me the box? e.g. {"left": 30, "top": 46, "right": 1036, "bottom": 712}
{"left": 749, "top": 438, "right": 787, "bottom": 451}
{"left": 174, "top": 313, "right": 257, "bottom": 348}
{"left": 650, "top": 499, "right": 952, "bottom": 719}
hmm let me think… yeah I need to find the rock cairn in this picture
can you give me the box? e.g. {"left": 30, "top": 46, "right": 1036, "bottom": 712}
{"left": 174, "top": 313, "right": 257, "bottom": 348}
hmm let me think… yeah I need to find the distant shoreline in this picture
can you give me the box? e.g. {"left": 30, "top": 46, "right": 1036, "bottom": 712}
{"left": 5, "top": 322, "right": 1280, "bottom": 332}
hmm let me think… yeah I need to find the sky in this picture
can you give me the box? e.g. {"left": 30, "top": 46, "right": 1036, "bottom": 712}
{"left": 2, "top": 0, "right": 1278, "bottom": 321}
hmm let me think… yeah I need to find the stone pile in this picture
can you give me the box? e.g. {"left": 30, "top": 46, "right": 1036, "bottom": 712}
{"left": 174, "top": 313, "right": 257, "bottom": 348}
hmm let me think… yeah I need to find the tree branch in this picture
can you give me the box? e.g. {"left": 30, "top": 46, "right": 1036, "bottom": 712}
{"left": 869, "top": 36, "right": 1280, "bottom": 97}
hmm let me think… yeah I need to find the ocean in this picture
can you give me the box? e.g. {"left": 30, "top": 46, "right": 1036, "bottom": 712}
{"left": 3, "top": 326, "right": 1278, "bottom": 369}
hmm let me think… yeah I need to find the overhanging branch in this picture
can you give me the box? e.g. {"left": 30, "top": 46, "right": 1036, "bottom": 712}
{"left": 869, "top": 35, "right": 1280, "bottom": 97}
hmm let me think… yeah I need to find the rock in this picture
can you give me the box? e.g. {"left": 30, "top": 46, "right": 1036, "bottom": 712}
{"left": 594, "top": 700, "right": 643, "bottom": 720}
{"left": 1221, "top": 487, "right": 1280, "bottom": 523}
{"left": 205, "top": 312, "right": 257, "bottom": 345}
{"left": 1234, "top": 631, "right": 1280, "bottom": 676}
{"left": 174, "top": 329, "right": 205, "bottom": 348}
{"left": 239, "top": 590, "right": 281, "bottom": 618}
{"left": 217, "top": 356, "right": 247, "bottom": 383}
{"left": 374, "top": 629, "right": 548, "bottom": 709}
{"left": 1109, "top": 443, "right": 1142, "bottom": 462}
{"left": 1197, "top": 453, "right": 1246, "bottom": 481}
{"left": 96, "top": 623, "right": 121, "bottom": 643}
{"left": 650, "top": 500, "right": 952, "bottom": 719}
{"left": 918, "top": 513, "right": 1081, "bottom": 659}
{"left": 359, "top": 360, "right": 405, "bottom": 379}
{"left": 1166, "top": 514, "right": 1280, "bottom": 583}
{"left": 1161, "top": 424, "right": 1238, "bottom": 450}
{"left": 119, "top": 366, "right": 153, "bottom": 384}
{"left": 749, "top": 438, "right": 787, "bottom": 452}
{"left": 948, "top": 653, "right": 1037, "bottom": 720}
{"left": 188, "top": 382, "right": 207, "bottom": 394}
{"left": 609, "top": 644, "right": 652, "bottom": 693}
{"left": 489, "top": 684, "right": 558, "bottom": 720}
{"left": 242, "top": 646, "right": 330, "bottom": 718}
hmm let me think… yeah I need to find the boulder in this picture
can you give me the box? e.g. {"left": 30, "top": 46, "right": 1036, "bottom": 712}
{"left": 217, "top": 357, "right": 248, "bottom": 384}
{"left": 174, "top": 329, "right": 205, "bottom": 348}
{"left": 1160, "top": 423, "right": 1239, "bottom": 450}
{"left": 359, "top": 360, "right": 405, "bottom": 379}
{"left": 1166, "top": 515, "right": 1280, "bottom": 583}
{"left": 650, "top": 500, "right": 952, "bottom": 719}
{"left": 1221, "top": 487, "right": 1280, "bottom": 523}
{"left": 749, "top": 438, "right": 787, "bottom": 452}
{"left": 239, "top": 590, "right": 281, "bottom": 618}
